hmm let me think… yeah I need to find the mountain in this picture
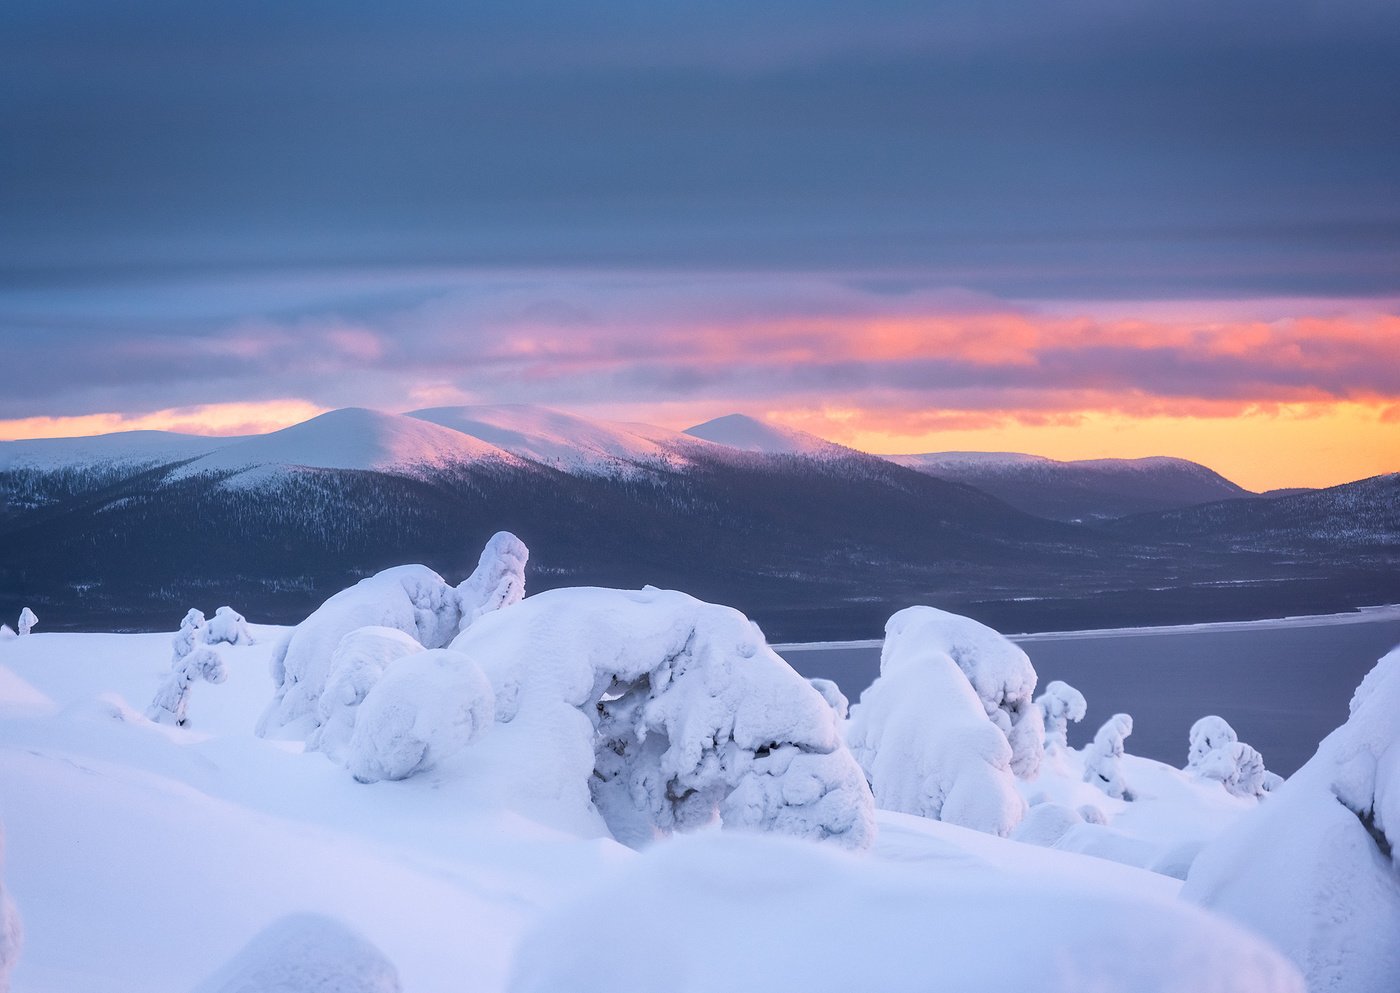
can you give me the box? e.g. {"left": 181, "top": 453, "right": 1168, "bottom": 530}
{"left": 0, "top": 429, "right": 235, "bottom": 472}
{"left": 888, "top": 452, "right": 1254, "bottom": 521}
{"left": 1, "top": 407, "right": 1394, "bottom": 640}
{"left": 168, "top": 407, "right": 517, "bottom": 485}
{"left": 684, "top": 414, "right": 851, "bottom": 458}
{"left": 408, "top": 404, "right": 705, "bottom": 476}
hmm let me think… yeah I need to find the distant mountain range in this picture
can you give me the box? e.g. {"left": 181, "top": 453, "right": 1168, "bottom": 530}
{"left": 0, "top": 406, "right": 1393, "bottom": 639}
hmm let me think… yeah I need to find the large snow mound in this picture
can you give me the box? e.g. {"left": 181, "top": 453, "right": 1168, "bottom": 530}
{"left": 882, "top": 605, "right": 1044, "bottom": 778}
{"left": 449, "top": 586, "right": 876, "bottom": 849}
{"left": 190, "top": 913, "right": 401, "bottom": 993}
{"left": 1183, "top": 645, "right": 1400, "bottom": 993}
{"left": 846, "top": 640, "right": 1025, "bottom": 836}
{"left": 508, "top": 831, "right": 1304, "bottom": 993}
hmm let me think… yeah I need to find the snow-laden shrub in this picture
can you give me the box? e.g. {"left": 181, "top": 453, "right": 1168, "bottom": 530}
{"left": 146, "top": 647, "right": 227, "bottom": 726}
{"left": 450, "top": 586, "right": 876, "bottom": 849}
{"left": 508, "top": 831, "right": 1304, "bottom": 993}
{"left": 259, "top": 532, "right": 526, "bottom": 737}
{"left": 190, "top": 913, "right": 400, "bottom": 993}
{"left": 1011, "top": 801, "right": 1084, "bottom": 847}
{"left": 346, "top": 648, "right": 495, "bottom": 784}
{"left": 808, "top": 677, "right": 849, "bottom": 719}
{"left": 307, "top": 626, "right": 425, "bottom": 763}
{"left": 0, "top": 626, "right": 13, "bottom": 641}
{"left": 1185, "top": 716, "right": 1279, "bottom": 798}
{"left": 1183, "top": 645, "right": 1400, "bottom": 993}
{"left": 16, "top": 609, "right": 35, "bottom": 637}
{"left": 1084, "top": 713, "right": 1134, "bottom": 800}
{"left": 883, "top": 606, "right": 1044, "bottom": 778}
{"left": 0, "top": 824, "right": 20, "bottom": 993}
{"left": 1036, "top": 680, "right": 1087, "bottom": 756}
{"left": 456, "top": 530, "right": 528, "bottom": 632}
{"left": 171, "top": 608, "right": 206, "bottom": 664}
{"left": 203, "top": 606, "right": 254, "bottom": 646}
{"left": 846, "top": 640, "right": 1024, "bottom": 837}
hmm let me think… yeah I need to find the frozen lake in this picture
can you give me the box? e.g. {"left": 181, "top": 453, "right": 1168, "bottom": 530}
{"left": 777, "top": 606, "right": 1400, "bottom": 777}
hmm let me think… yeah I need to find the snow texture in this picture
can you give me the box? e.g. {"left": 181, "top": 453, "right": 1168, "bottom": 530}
{"left": 808, "top": 677, "right": 849, "bottom": 719}
{"left": 1036, "top": 679, "right": 1087, "bottom": 757}
{"left": 1184, "top": 645, "right": 1400, "bottom": 993}
{"left": 190, "top": 913, "right": 400, "bottom": 993}
{"left": 15, "top": 610, "right": 35, "bottom": 638}
{"left": 172, "top": 609, "right": 207, "bottom": 664}
{"left": 0, "top": 825, "right": 19, "bottom": 993}
{"left": 1084, "top": 713, "right": 1134, "bottom": 800}
{"left": 449, "top": 586, "right": 876, "bottom": 849}
{"left": 508, "top": 831, "right": 1304, "bottom": 993}
{"left": 346, "top": 648, "right": 495, "bottom": 784}
{"left": 307, "top": 626, "right": 425, "bottom": 763}
{"left": 846, "top": 631, "right": 1025, "bottom": 837}
{"left": 259, "top": 533, "right": 526, "bottom": 737}
{"left": 204, "top": 606, "right": 254, "bottom": 647}
{"left": 883, "top": 605, "right": 1044, "bottom": 778}
{"left": 147, "top": 647, "right": 227, "bottom": 726}
{"left": 455, "top": 531, "right": 528, "bottom": 632}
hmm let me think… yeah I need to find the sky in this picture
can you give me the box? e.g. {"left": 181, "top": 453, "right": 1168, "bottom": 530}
{"left": 2, "top": 0, "right": 1397, "bottom": 490}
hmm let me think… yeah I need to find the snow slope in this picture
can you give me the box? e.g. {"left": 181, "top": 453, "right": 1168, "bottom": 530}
{"left": 169, "top": 408, "right": 518, "bottom": 485}
{"left": 0, "top": 623, "right": 1306, "bottom": 993}
{"left": 0, "top": 431, "right": 235, "bottom": 472}
{"left": 407, "top": 405, "right": 698, "bottom": 475}
{"left": 684, "top": 413, "right": 852, "bottom": 458}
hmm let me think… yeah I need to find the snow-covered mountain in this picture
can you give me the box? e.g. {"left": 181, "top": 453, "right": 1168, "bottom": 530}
{"left": 408, "top": 404, "right": 708, "bottom": 476}
{"left": 684, "top": 413, "right": 853, "bottom": 458}
{"left": 889, "top": 451, "right": 1254, "bottom": 521}
{"left": 0, "top": 429, "right": 235, "bottom": 472}
{"left": 170, "top": 408, "right": 520, "bottom": 485}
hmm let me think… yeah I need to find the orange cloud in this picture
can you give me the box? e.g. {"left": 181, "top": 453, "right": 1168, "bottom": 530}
{"left": 0, "top": 400, "right": 328, "bottom": 441}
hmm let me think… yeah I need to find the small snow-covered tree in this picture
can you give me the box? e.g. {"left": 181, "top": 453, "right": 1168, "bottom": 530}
{"left": 16, "top": 609, "right": 36, "bottom": 637}
{"left": 1084, "top": 713, "right": 1134, "bottom": 800}
{"left": 882, "top": 606, "right": 1044, "bottom": 778}
{"left": 450, "top": 587, "right": 876, "bottom": 849}
{"left": 190, "top": 913, "right": 399, "bottom": 993}
{"left": 1036, "top": 680, "right": 1087, "bottom": 756}
{"left": 204, "top": 605, "right": 254, "bottom": 646}
{"left": 346, "top": 648, "right": 495, "bottom": 783}
{"left": 808, "top": 677, "right": 849, "bottom": 719}
{"left": 147, "top": 647, "right": 227, "bottom": 726}
{"left": 171, "top": 608, "right": 207, "bottom": 664}
{"left": 456, "top": 531, "right": 528, "bottom": 631}
{"left": 1186, "top": 716, "right": 1279, "bottom": 798}
{"left": 0, "top": 626, "right": 13, "bottom": 641}
{"left": 307, "top": 626, "right": 425, "bottom": 763}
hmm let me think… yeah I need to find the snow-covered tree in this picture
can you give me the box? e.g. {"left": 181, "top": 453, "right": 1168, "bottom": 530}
{"left": 1184, "top": 645, "right": 1400, "bottom": 992}
{"left": 846, "top": 637, "right": 1025, "bottom": 837}
{"left": 190, "top": 913, "right": 399, "bottom": 993}
{"left": 1035, "top": 680, "right": 1087, "bottom": 756}
{"left": 0, "top": 823, "right": 20, "bottom": 993}
{"left": 259, "top": 533, "right": 528, "bottom": 738}
{"left": 204, "top": 605, "right": 254, "bottom": 646}
{"left": 171, "top": 608, "right": 206, "bottom": 664}
{"left": 15, "top": 609, "right": 36, "bottom": 637}
{"left": 307, "top": 626, "right": 425, "bottom": 763}
{"left": 882, "top": 606, "right": 1044, "bottom": 778}
{"left": 808, "top": 677, "right": 849, "bottom": 719}
{"left": 0, "top": 626, "right": 13, "bottom": 641}
{"left": 450, "top": 586, "right": 876, "bottom": 849}
{"left": 147, "top": 646, "right": 227, "bottom": 726}
{"left": 456, "top": 531, "right": 528, "bottom": 631}
{"left": 1185, "top": 716, "right": 1280, "bottom": 798}
{"left": 1083, "top": 713, "right": 1134, "bottom": 800}
{"left": 346, "top": 648, "right": 495, "bottom": 783}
